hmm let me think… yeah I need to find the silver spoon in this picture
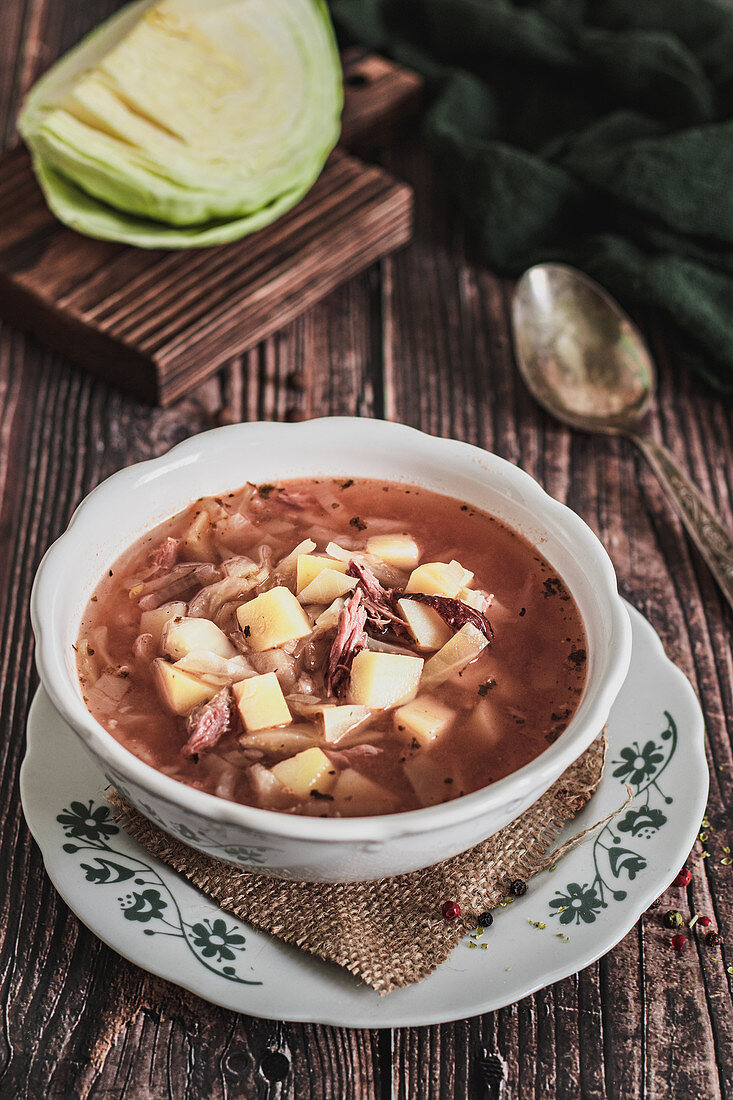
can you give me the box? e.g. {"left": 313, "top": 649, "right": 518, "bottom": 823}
{"left": 511, "top": 262, "right": 733, "bottom": 613}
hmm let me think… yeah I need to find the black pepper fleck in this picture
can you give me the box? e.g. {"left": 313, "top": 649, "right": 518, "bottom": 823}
{"left": 478, "top": 679, "right": 496, "bottom": 697}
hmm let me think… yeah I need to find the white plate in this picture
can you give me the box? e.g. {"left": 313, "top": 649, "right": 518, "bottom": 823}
{"left": 20, "top": 602, "right": 707, "bottom": 1027}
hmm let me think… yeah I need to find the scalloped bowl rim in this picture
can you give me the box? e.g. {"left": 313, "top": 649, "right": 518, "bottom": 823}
{"left": 31, "top": 418, "right": 632, "bottom": 844}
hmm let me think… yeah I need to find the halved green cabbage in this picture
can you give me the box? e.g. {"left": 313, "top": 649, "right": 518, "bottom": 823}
{"left": 19, "top": 0, "right": 342, "bottom": 247}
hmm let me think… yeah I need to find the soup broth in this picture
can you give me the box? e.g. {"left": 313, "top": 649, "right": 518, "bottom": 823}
{"left": 76, "top": 478, "right": 587, "bottom": 816}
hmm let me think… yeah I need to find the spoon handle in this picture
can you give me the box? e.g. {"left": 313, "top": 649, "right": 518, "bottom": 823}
{"left": 633, "top": 431, "right": 733, "bottom": 614}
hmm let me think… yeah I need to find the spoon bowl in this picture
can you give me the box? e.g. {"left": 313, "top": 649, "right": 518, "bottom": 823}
{"left": 512, "top": 263, "right": 654, "bottom": 433}
{"left": 511, "top": 262, "right": 733, "bottom": 614}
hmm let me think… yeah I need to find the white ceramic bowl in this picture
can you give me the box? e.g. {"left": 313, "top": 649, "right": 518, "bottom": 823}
{"left": 31, "top": 418, "right": 631, "bottom": 882}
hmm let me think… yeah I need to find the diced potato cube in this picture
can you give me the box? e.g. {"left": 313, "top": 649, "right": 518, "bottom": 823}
{"left": 140, "top": 602, "right": 187, "bottom": 651}
{"left": 405, "top": 560, "right": 467, "bottom": 598}
{"left": 236, "top": 586, "right": 311, "bottom": 651}
{"left": 296, "top": 554, "right": 348, "bottom": 592}
{"left": 397, "top": 598, "right": 452, "bottom": 650}
{"left": 331, "top": 768, "right": 398, "bottom": 814}
{"left": 233, "top": 672, "right": 292, "bottom": 731}
{"left": 320, "top": 704, "right": 372, "bottom": 743}
{"left": 153, "top": 659, "right": 218, "bottom": 715}
{"left": 271, "top": 746, "right": 335, "bottom": 798}
{"left": 422, "top": 624, "right": 489, "bottom": 687}
{"left": 297, "top": 569, "right": 357, "bottom": 605}
{"left": 394, "top": 696, "right": 455, "bottom": 746}
{"left": 348, "top": 651, "right": 423, "bottom": 709}
{"left": 366, "top": 534, "right": 419, "bottom": 570}
{"left": 163, "top": 616, "right": 236, "bottom": 660}
{"left": 404, "top": 752, "right": 464, "bottom": 806}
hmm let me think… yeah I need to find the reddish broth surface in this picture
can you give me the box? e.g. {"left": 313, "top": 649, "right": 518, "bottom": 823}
{"left": 76, "top": 479, "right": 587, "bottom": 816}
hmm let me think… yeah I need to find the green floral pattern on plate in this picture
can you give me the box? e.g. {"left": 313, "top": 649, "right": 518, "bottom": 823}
{"left": 102, "top": 771, "right": 277, "bottom": 865}
{"left": 549, "top": 710, "right": 677, "bottom": 925}
{"left": 56, "top": 800, "right": 261, "bottom": 986}
{"left": 55, "top": 711, "right": 678, "bottom": 963}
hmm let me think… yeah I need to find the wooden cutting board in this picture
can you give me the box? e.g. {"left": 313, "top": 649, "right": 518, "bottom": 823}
{"left": 0, "top": 50, "right": 422, "bottom": 405}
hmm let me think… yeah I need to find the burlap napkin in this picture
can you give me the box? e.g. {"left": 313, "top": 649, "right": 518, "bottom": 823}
{"left": 110, "top": 732, "right": 606, "bottom": 994}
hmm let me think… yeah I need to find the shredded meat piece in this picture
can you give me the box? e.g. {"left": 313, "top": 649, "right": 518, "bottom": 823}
{"left": 182, "top": 688, "right": 233, "bottom": 758}
{"left": 399, "top": 593, "right": 493, "bottom": 640}
{"left": 326, "top": 589, "right": 368, "bottom": 697}
{"left": 147, "top": 536, "right": 181, "bottom": 577}
{"left": 346, "top": 561, "right": 408, "bottom": 636}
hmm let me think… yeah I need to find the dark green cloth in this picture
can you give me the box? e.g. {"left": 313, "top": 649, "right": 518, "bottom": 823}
{"left": 332, "top": 0, "right": 733, "bottom": 394}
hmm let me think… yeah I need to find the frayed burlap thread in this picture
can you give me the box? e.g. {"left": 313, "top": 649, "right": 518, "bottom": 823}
{"left": 109, "top": 731, "right": 606, "bottom": 994}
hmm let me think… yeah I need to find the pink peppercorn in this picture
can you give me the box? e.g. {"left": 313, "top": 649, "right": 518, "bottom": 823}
{"left": 698, "top": 916, "right": 712, "bottom": 928}
{"left": 672, "top": 933, "right": 686, "bottom": 953}
{"left": 442, "top": 900, "right": 461, "bottom": 921}
{"left": 673, "top": 867, "right": 692, "bottom": 887}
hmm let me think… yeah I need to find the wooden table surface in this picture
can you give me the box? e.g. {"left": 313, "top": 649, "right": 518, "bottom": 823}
{"left": 2, "top": 3, "right": 732, "bottom": 1097}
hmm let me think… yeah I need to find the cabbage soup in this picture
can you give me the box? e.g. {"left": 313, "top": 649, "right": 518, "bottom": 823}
{"left": 76, "top": 479, "right": 588, "bottom": 817}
